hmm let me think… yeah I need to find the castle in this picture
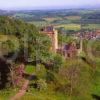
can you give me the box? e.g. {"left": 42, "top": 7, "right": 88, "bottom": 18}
{"left": 40, "top": 26, "right": 79, "bottom": 59}
{"left": 40, "top": 26, "right": 58, "bottom": 53}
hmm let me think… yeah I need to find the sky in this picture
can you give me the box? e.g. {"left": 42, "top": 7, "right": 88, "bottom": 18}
{"left": 0, "top": 0, "right": 100, "bottom": 10}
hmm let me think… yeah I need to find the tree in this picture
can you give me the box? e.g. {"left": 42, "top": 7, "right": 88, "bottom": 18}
{"left": 52, "top": 54, "right": 65, "bottom": 72}
{"left": 0, "top": 16, "right": 52, "bottom": 64}
{"left": 27, "top": 32, "right": 51, "bottom": 63}
{"left": 59, "top": 59, "right": 93, "bottom": 99}
{"left": 58, "top": 34, "right": 74, "bottom": 45}
{"left": 0, "top": 16, "right": 52, "bottom": 89}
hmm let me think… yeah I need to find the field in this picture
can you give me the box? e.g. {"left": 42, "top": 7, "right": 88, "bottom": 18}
{"left": 26, "top": 13, "right": 100, "bottom": 31}
{"left": 29, "top": 16, "right": 81, "bottom": 31}
{"left": 55, "top": 24, "right": 81, "bottom": 31}
{"left": 30, "top": 21, "right": 100, "bottom": 31}
{"left": 43, "top": 17, "right": 63, "bottom": 22}
{"left": 13, "top": 13, "right": 34, "bottom": 18}
{"left": 83, "top": 24, "right": 100, "bottom": 29}
{"left": 29, "top": 16, "right": 100, "bottom": 31}
{"left": 64, "top": 16, "right": 81, "bottom": 21}
{"left": 29, "top": 21, "right": 48, "bottom": 27}
{"left": 27, "top": 15, "right": 81, "bottom": 28}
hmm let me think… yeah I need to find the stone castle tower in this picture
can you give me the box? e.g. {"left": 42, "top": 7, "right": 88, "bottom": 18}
{"left": 41, "top": 26, "right": 58, "bottom": 53}
{"left": 53, "top": 28, "right": 58, "bottom": 52}
{"left": 78, "top": 37, "right": 83, "bottom": 54}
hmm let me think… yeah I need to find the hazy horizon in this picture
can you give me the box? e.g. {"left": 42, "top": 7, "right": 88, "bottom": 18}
{"left": 0, "top": 0, "right": 100, "bottom": 10}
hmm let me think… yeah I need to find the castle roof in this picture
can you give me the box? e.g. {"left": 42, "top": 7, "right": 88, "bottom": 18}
{"left": 41, "top": 26, "right": 54, "bottom": 32}
{"left": 64, "top": 43, "right": 76, "bottom": 51}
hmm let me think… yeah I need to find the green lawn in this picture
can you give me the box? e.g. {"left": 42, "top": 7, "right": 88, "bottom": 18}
{"left": 19, "top": 90, "right": 68, "bottom": 100}
{"left": 25, "top": 65, "right": 36, "bottom": 74}
{"left": 0, "top": 88, "right": 18, "bottom": 100}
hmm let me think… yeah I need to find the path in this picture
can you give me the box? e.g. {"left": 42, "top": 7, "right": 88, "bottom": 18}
{"left": 10, "top": 73, "right": 35, "bottom": 100}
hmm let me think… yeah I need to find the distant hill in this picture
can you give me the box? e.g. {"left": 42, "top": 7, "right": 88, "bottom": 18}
{"left": 0, "top": 9, "right": 100, "bottom": 24}
{"left": 0, "top": 9, "right": 5, "bottom": 15}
